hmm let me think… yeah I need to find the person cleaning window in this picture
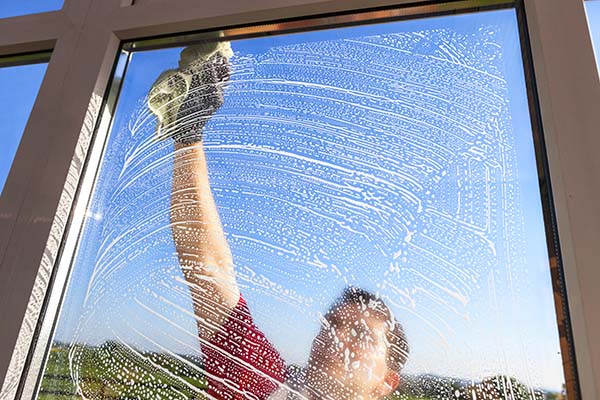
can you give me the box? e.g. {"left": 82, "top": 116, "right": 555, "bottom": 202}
{"left": 148, "top": 40, "right": 409, "bottom": 400}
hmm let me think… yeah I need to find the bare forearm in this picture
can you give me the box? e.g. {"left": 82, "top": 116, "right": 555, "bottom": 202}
{"left": 170, "top": 142, "right": 232, "bottom": 268}
{"left": 156, "top": 48, "right": 237, "bottom": 338}
{"left": 170, "top": 142, "right": 239, "bottom": 328}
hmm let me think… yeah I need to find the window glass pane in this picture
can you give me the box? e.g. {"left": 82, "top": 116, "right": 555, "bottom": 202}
{"left": 0, "top": 62, "right": 48, "bottom": 194}
{"left": 38, "top": 8, "right": 569, "bottom": 400}
{"left": 586, "top": 0, "right": 600, "bottom": 69}
{"left": 0, "top": 0, "right": 63, "bottom": 19}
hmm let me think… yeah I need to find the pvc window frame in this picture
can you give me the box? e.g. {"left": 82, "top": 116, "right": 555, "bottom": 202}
{"left": 0, "top": 0, "right": 598, "bottom": 399}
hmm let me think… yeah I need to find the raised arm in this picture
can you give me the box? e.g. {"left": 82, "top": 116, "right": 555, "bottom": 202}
{"left": 170, "top": 141, "right": 240, "bottom": 340}
{"left": 172, "top": 145, "right": 289, "bottom": 398}
{"left": 148, "top": 47, "right": 239, "bottom": 340}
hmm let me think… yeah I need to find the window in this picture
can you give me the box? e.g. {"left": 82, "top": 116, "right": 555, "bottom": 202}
{"left": 31, "top": 5, "right": 571, "bottom": 400}
{"left": 0, "top": 1, "right": 63, "bottom": 19}
{"left": 0, "top": 58, "right": 49, "bottom": 194}
{"left": 586, "top": 0, "right": 600, "bottom": 69}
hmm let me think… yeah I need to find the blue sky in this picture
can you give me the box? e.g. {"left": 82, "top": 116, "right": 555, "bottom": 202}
{"left": 0, "top": 62, "right": 48, "bottom": 194}
{"left": 43, "top": 8, "right": 566, "bottom": 392}
{"left": 586, "top": 0, "right": 600, "bottom": 69}
{"left": 0, "top": 2, "right": 63, "bottom": 194}
{"left": 0, "top": 0, "right": 63, "bottom": 18}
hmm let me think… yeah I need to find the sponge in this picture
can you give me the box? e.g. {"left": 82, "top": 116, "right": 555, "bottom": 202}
{"left": 148, "top": 69, "right": 189, "bottom": 141}
{"left": 148, "top": 41, "right": 233, "bottom": 141}
{"left": 178, "top": 41, "right": 233, "bottom": 70}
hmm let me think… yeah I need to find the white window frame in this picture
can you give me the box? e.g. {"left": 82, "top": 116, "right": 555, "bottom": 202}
{"left": 0, "top": 0, "right": 598, "bottom": 399}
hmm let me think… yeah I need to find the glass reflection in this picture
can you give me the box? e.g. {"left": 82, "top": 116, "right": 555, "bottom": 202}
{"left": 38, "top": 8, "right": 566, "bottom": 400}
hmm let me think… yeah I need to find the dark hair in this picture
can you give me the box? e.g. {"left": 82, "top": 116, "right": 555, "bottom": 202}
{"left": 324, "top": 286, "right": 410, "bottom": 375}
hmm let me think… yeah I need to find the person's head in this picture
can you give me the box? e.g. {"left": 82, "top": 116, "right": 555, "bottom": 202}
{"left": 306, "top": 287, "right": 409, "bottom": 400}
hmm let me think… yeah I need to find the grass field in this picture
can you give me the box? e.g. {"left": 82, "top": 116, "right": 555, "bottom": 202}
{"left": 38, "top": 342, "right": 558, "bottom": 400}
{"left": 39, "top": 342, "right": 207, "bottom": 399}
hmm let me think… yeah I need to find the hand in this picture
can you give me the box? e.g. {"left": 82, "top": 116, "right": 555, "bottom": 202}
{"left": 173, "top": 53, "right": 231, "bottom": 144}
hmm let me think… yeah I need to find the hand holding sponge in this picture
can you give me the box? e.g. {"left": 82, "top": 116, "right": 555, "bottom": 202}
{"left": 148, "top": 41, "right": 233, "bottom": 143}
